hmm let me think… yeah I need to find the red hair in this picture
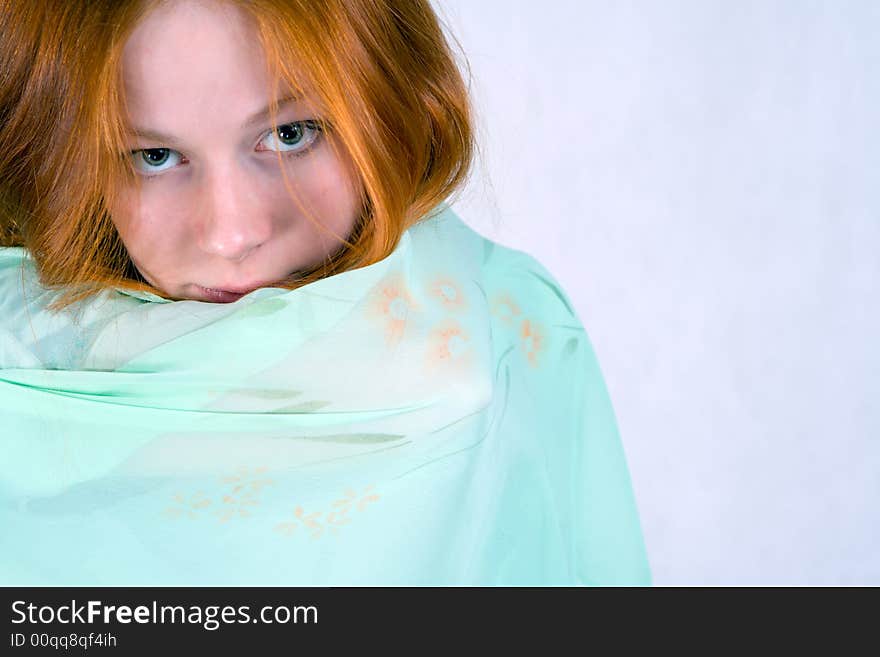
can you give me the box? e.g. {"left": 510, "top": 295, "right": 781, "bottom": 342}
{"left": 0, "top": 0, "right": 475, "bottom": 310}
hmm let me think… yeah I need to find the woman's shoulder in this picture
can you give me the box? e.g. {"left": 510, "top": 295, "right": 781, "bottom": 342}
{"left": 419, "top": 206, "right": 583, "bottom": 330}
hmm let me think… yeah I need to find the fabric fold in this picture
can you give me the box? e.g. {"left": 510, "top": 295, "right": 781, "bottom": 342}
{"left": 0, "top": 204, "right": 651, "bottom": 586}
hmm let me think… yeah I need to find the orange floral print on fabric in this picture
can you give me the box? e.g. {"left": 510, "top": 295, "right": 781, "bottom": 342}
{"left": 218, "top": 466, "right": 275, "bottom": 523}
{"left": 163, "top": 471, "right": 380, "bottom": 540}
{"left": 489, "top": 290, "right": 545, "bottom": 369}
{"left": 163, "top": 491, "right": 211, "bottom": 520}
{"left": 427, "top": 276, "right": 467, "bottom": 313}
{"left": 365, "top": 271, "right": 420, "bottom": 347}
{"left": 162, "top": 465, "right": 275, "bottom": 524}
{"left": 424, "top": 318, "right": 472, "bottom": 374}
{"left": 490, "top": 292, "right": 521, "bottom": 325}
{"left": 519, "top": 318, "right": 546, "bottom": 369}
{"left": 273, "top": 485, "right": 381, "bottom": 539}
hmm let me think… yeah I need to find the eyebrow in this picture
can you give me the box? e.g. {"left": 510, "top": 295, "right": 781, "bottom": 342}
{"left": 241, "top": 93, "right": 304, "bottom": 128}
{"left": 128, "top": 94, "right": 304, "bottom": 146}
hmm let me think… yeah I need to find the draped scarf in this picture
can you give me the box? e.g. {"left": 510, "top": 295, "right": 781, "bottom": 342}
{"left": 0, "top": 204, "right": 651, "bottom": 585}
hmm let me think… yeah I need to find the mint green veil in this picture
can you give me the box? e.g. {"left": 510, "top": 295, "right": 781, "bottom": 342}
{"left": 0, "top": 205, "right": 651, "bottom": 585}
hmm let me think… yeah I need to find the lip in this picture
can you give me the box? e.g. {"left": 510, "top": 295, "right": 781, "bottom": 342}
{"left": 194, "top": 285, "right": 251, "bottom": 303}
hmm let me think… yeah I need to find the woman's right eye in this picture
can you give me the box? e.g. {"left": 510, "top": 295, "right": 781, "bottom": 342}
{"left": 130, "top": 148, "right": 183, "bottom": 175}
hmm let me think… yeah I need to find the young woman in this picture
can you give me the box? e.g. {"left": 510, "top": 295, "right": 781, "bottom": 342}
{"left": 0, "top": 0, "right": 651, "bottom": 585}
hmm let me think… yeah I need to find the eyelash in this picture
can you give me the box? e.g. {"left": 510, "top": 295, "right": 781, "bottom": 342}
{"left": 128, "top": 119, "right": 327, "bottom": 179}
{"left": 257, "top": 119, "right": 325, "bottom": 158}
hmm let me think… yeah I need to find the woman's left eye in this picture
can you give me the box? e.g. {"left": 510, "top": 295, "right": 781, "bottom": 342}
{"left": 130, "top": 148, "right": 184, "bottom": 174}
{"left": 258, "top": 120, "right": 323, "bottom": 154}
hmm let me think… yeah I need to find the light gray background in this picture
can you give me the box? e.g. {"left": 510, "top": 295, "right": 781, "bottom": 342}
{"left": 432, "top": 0, "right": 879, "bottom": 585}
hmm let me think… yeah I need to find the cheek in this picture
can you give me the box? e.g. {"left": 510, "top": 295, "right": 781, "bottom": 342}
{"left": 303, "top": 148, "right": 363, "bottom": 216}
{"left": 266, "top": 155, "right": 360, "bottom": 238}
{"left": 111, "top": 186, "right": 189, "bottom": 251}
{"left": 108, "top": 187, "right": 138, "bottom": 237}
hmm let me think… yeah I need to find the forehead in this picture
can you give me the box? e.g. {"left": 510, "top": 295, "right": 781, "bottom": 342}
{"left": 121, "top": 0, "right": 270, "bottom": 114}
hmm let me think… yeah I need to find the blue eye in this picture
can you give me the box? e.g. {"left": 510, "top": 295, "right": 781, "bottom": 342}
{"left": 130, "top": 148, "right": 183, "bottom": 174}
{"left": 259, "top": 120, "right": 323, "bottom": 154}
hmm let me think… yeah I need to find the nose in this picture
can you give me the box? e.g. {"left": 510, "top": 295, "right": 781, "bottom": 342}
{"left": 195, "top": 162, "right": 272, "bottom": 261}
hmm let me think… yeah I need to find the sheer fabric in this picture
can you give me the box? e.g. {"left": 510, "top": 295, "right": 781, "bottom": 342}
{"left": 0, "top": 204, "right": 651, "bottom": 585}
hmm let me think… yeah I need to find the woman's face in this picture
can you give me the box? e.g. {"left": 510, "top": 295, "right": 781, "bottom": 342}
{"left": 112, "top": 0, "right": 363, "bottom": 302}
